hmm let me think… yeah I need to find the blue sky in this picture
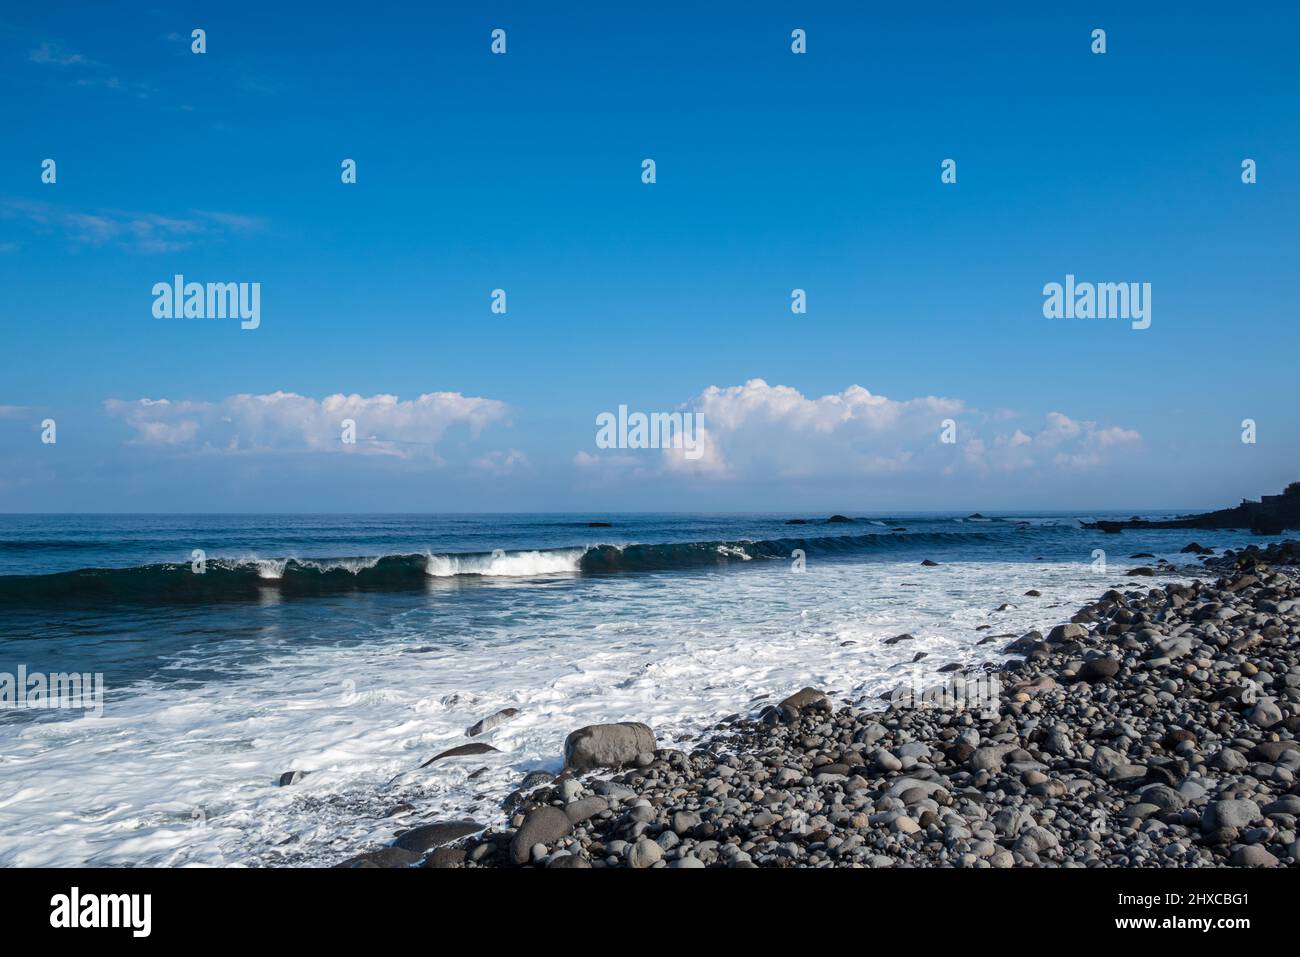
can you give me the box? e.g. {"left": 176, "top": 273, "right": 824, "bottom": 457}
{"left": 1, "top": 2, "right": 1297, "bottom": 512}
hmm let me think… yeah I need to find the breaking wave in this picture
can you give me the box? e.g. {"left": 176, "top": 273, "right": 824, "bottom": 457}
{"left": 0, "top": 531, "right": 985, "bottom": 606}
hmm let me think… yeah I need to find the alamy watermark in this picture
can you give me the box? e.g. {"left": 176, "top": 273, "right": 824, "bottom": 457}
{"left": 1042, "top": 274, "right": 1150, "bottom": 330}
{"left": 888, "top": 666, "right": 1002, "bottom": 714}
{"left": 1, "top": 666, "right": 104, "bottom": 716}
{"left": 152, "top": 275, "right": 260, "bottom": 330}
{"left": 596, "top": 405, "right": 705, "bottom": 459}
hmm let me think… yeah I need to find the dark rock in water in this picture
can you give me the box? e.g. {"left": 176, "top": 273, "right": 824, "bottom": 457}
{"left": 891, "top": 527, "right": 906, "bottom": 531}
{"left": 937, "top": 662, "right": 962, "bottom": 673}
{"left": 420, "top": 742, "right": 500, "bottom": 768}
{"left": 564, "top": 722, "right": 656, "bottom": 770}
{"left": 1124, "top": 567, "right": 1156, "bottom": 577}
{"left": 1129, "top": 552, "right": 1155, "bottom": 558}
{"left": 334, "top": 846, "right": 420, "bottom": 868}
{"left": 394, "top": 820, "right": 483, "bottom": 854}
{"left": 911, "top": 652, "right": 928, "bottom": 662}
{"left": 1005, "top": 631, "right": 1045, "bottom": 653}
{"left": 510, "top": 806, "right": 572, "bottom": 864}
{"left": 883, "top": 633, "right": 915, "bottom": 645}
{"left": 826, "top": 515, "right": 854, "bottom": 523}
{"left": 778, "top": 687, "right": 828, "bottom": 711}
{"left": 277, "top": 771, "right": 307, "bottom": 787}
{"left": 920, "top": 559, "right": 939, "bottom": 567}
{"left": 1024, "top": 589, "right": 1041, "bottom": 596}
{"left": 1180, "top": 543, "right": 1213, "bottom": 554}
{"left": 995, "top": 603, "right": 1014, "bottom": 611}
{"left": 785, "top": 518, "right": 808, "bottom": 525}
{"left": 466, "top": 707, "right": 520, "bottom": 737}
{"left": 587, "top": 521, "right": 612, "bottom": 527}
{"left": 384, "top": 803, "right": 415, "bottom": 817}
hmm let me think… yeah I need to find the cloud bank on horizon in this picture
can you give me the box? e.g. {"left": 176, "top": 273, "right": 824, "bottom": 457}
{"left": 80, "top": 378, "right": 1143, "bottom": 493}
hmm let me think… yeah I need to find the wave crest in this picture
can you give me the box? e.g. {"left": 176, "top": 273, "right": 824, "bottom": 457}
{"left": 0, "top": 530, "right": 985, "bottom": 606}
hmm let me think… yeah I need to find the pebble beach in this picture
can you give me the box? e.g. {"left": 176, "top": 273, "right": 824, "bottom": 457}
{"left": 341, "top": 540, "right": 1300, "bottom": 869}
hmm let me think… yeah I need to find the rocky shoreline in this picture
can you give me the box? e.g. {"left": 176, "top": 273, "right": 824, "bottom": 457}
{"left": 338, "top": 541, "right": 1300, "bottom": 869}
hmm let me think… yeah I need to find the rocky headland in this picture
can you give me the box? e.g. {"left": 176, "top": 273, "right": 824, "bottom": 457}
{"left": 1083, "top": 482, "right": 1300, "bottom": 535}
{"left": 337, "top": 541, "right": 1300, "bottom": 869}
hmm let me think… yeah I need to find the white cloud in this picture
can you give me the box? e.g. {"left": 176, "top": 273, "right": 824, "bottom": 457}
{"left": 577, "top": 379, "right": 1140, "bottom": 483}
{"left": 658, "top": 378, "right": 963, "bottom": 479}
{"left": 104, "top": 391, "right": 508, "bottom": 458}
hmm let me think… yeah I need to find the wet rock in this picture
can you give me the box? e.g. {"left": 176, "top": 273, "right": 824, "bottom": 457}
{"left": 394, "top": 820, "right": 483, "bottom": 854}
{"left": 778, "top": 687, "right": 828, "bottom": 712}
{"left": 334, "top": 846, "right": 421, "bottom": 868}
{"left": 419, "top": 742, "right": 500, "bottom": 768}
{"left": 466, "top": 707, "right": 520, "bottom": 737}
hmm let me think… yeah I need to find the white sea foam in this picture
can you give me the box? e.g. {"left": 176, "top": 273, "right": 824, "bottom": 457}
{"left": 252, "top": 558, "right": 289, "bottom": 579}
{"left": 423, "top": 549, "right": 584, "bottom": 577}
{"left": 715, "top": 544, "right": 752, "bottom": 560}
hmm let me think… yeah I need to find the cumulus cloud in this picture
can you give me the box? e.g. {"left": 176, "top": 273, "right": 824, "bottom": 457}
{"left": 577, "top": 379, "right": 1139, "bottom": 482}
{"left": 104, "top": 391, "right": 508, "bottom": 458}
{"left": 679, "top": 379, "right": 962, "bottom": 478}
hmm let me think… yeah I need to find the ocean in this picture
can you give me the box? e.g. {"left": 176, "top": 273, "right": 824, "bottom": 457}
{"left": 0, "top": 512, "right": 1269, "bottom": 866}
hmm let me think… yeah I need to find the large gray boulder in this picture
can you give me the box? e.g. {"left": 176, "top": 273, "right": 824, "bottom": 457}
{"left": 563, "top": 722, "right": 657, "bottom": 770}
